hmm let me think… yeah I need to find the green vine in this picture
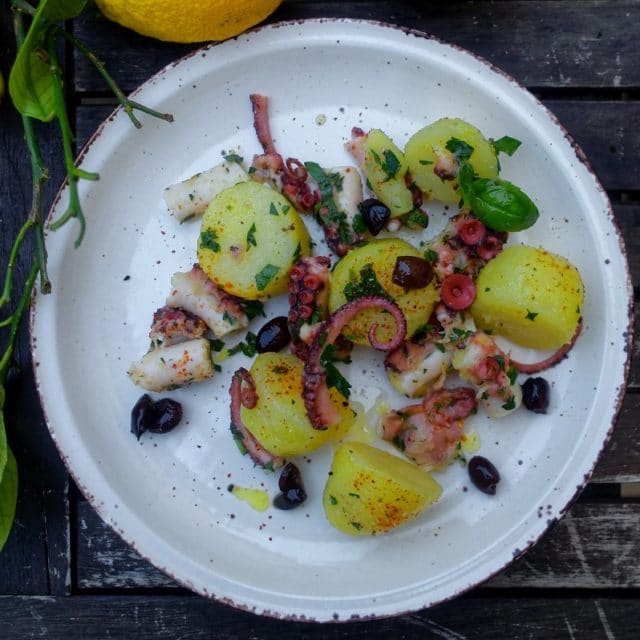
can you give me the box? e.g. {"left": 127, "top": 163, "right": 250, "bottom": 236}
{"left": 0, "top": 0, "right": 174, "bottom": 552}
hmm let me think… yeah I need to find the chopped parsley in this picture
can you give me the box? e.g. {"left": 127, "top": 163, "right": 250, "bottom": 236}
{"left": 240, "top": 299, "right": 265, "bottom": 320}
{"left": 507, "top": 365, "right": 518, "bottom": 386}
{"left": 255, "top": 264, "right": 280, "bottom": 291}
{"left": 525, "top": 309, "right": 539, "bottom": 321}
{"left": 424, "top": 247, "right": 439, "bottom": 262}
{"left": 491, "top": 136, "right": 522, "bottom": 157}
{"left": 419, "top": 159, "right": 434, "bottom": 165}
{"left": 269, "top": 202, "right": 279, "bottom": 216}
{"left": 445, "top": 137, "right": 474, "bottom": 162}
{"left": 404, "top": 209, "right": 429, "bottom": 229}
{"left": 343, "top": 263, "right": 390, "bottom": 301}
{"left": 320, "top": 344, "right": 351, "bottom": 399}
{"left": 246, "top": 222, "right": 257, "bottom": 250}
{"left": 227, "top": 332, "right": 258, "bottom": 357}
{"left": 199, "top": 229, "right": 220, "bottom": 252}
{"left": 223, "top": 152, "right": 244, "bottom": 164}
{"left": 329, "top": 495, "right": 338, "bottom": 505}
{"left": 209, "top": 338, "right": 225, "bottom": 352}
{"left": 502, "top": 397, "right": 517, "bottom": 411}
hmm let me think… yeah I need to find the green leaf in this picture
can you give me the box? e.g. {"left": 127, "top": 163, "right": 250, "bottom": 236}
{"left": 255, "top": 264, "right": 279, "bottom": 291}
{"left": 320, "top": 345, "right": 351, "bottom": 399}
{"left": 9, "top": 0, "right": 87, "bottom": 121}
{"left": 343, "top": 264, "right": 390, "bottom": 302}
{"left": 445, "top": 137, "right": 474, "bottom": 162}
{"left": 0, "top": 447, "right": 18, "bottom": 552}
{"left": 0, "top": 386, "right": 6, "bottom": 482}
{"left": 199, "top": 229, "right": 220, "bottom": 252}
{"left": 492, "top": 136, "right": 522, "bottom": 157}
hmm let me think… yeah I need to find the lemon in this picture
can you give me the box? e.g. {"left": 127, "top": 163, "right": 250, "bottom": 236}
{"left": 95, "top": 0, "right": 282, "bottom": 43}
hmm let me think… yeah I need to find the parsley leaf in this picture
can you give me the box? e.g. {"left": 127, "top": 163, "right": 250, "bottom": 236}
{"left": 491, "top": 136, "right": 522, "bottom": 157}
{"left": 227, "top": 332, "right": 258, "bottom": 357}
{"left": 255, "top": 264, "right": 280, "bottom": 291}
{"left": 246, "top": 222, "right": 257, "bottom": 250}
{"left": 240, "top": 299, "right": 265, "bottom": 320}
{"left": 445, "top": 137, "right": 474, "bottom": 162}
{"left": 223, "top": 152, "right": 244, "bottom": 164}
{"left": 525, "top": 310, "right": 539, "bottom": 321}
{"left": 199, "top": 229, "right": 220, "bottom": 252}
{"left": 320, "top": 344, "right": 351, "bottom": 398}
{"left": 343, "top": 264, "right": 390, "bottom": 301}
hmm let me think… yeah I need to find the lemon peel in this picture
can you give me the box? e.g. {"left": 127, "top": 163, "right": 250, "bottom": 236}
{"left": 95, "top": 0, "right": 282, "bottom": 43}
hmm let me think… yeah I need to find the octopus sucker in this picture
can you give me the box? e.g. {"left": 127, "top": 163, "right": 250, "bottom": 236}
{"left": 303, "top": 296, "right": 407, "bottom": 430}
{"left": 229, "top": 367, "right": 284, "bottom": 470}
{"left": 287, "top": 255, "right": 335, "bottom": 360}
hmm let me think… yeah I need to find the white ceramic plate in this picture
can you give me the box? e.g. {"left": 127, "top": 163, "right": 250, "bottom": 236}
{"left": 32, "top": 20, "right": 632, "bottom": 621}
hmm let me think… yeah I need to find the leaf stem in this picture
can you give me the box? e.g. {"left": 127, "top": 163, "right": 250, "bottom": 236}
{"left": 55, "top": 26, "right": 174, "bottom": 128}
{"left": 45, "top": 29, "right": 98, "bottom": 247}
{"left": 0, "top": 262, "right": 39, "bottom": 385}
{"left": 0, "top": 219, "right": 35, "bottom": 310}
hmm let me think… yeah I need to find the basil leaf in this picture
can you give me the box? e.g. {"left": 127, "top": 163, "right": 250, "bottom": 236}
{"left": 9, "top": 0, "right": 87, "bottom": 121}
{"left": 466, "top": 177, "right": 539, "bottom": 232}
{"left": 0, "top": 447, "right": 18, "bottom": 552}
{"left": 492, "top": 136, "right": 522, "bottom": 157}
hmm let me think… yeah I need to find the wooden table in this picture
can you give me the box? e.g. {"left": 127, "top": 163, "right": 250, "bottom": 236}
{"left": 1, "top": 1, "right": 639, "bottom": 637}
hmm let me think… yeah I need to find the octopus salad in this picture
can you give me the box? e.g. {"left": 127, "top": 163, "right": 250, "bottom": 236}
{"left": 127, "top": 95, "right": 585, "bottom": 536}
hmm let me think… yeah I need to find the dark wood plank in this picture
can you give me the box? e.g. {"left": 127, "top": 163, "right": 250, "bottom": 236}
{"left": 75, "top": 497, "right": 640, "bottom": 591}
{"left": 72, "top": 1, "right": 640, "bottom": 94}
{"left": 0, "top": 593, "right": 638, "bottom": 638}
{"left": 594, "top": 390, "right": 640, "bottom": 482}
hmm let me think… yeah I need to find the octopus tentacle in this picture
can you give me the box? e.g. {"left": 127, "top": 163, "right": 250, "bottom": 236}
{"left": 287, "top": 256, "right": 335, "bottom": 360}
{"left": 510, "top": 320, "right": 582, "bottom": 374}
{"left": 149, "top": 305, "right": 207, "bottom": 348}
{"left": 303, "top": 296, "right": 407, "bottom": 430}
{"left": 229, "top": 367, "right": 284, "bottom": 470}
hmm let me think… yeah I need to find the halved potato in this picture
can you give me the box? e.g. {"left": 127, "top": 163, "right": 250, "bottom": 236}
{"left": 197, "top": 181, "right": 311, "bottom": 300}
{"left": 471, "top": 245, "right": 584, "bottom": 349}
{"left": 328, "top": 238, "right": 439, "bottom": 345}
{"left": 241, "top": 353, "right": 353, "bottom": 457}
{"left": 323, "top": 441, "right": 442, "bottom": 536}
{"left": 405, "top": 118, "right": 499, "bottom": 204}
{"left": 362, "top": 129, "right": 414, "bottom": 217}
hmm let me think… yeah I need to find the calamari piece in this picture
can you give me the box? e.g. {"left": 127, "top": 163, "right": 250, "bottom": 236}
{"left": 382, "top": 387, "right": 477, "bottom": 469}
{"left": 128, "top": 338, "right": 214, "bottom": 392}
{"left": 149, "top": 305, "right": 207, "bottom": 348}
{"left": 163, "top": 160, "right": 249, "bottom": 222}
{"left": 166, "top": 265, "right": 248, "bottom": 338}
{"left": 452, "top": 331, "right": 522, "bottom": 418}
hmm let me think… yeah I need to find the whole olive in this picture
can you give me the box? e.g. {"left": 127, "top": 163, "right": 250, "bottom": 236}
{"left": 131, "top": 394, "right": 154, "bottom": 440}
{"left": 273, "top": 462, "right": 307, "bottom": 510}
{"left": 522, "top": 377, "right": 550, "bottom": 414}
{"left": 148, "top": 398, "right": 183, "bottom": 433}
{"left": 130, "top": 394, "right": 183, "bottom": 439}
{"left": 392, "top": 256, "right": 434, "bottom": 289}
{"left": 468, "top": 455, "right": 501, "bottom": 495}
{"left": 358, "top": 198, "right": 391, "bottom": 236}
{"left": 256, "top": 316, "right": 291, "bottom": 353}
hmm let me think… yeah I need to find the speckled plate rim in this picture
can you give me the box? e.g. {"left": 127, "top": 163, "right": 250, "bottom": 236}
{"left": 30, "top": 18, "right": 633, "bottom": 622}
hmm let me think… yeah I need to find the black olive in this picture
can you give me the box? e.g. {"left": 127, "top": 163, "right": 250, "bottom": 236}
{"left": 468, "top": 456, "right": 500, "bottom": 495}
{"left": 358, "top": 198, "right": 390, "bottom": 236}
{"left": 131, "top": 394, "right": 154, "bottom": 440}
{"left": 256, "top": 316, "right": 291, "bottom": 353}
{"left": 148, "top": 398, "right": 183, "bottom": 433}
{"left": 273, "top": 462, "right": 307, "bottom": 510}
{"left": 522, "top": 377, "right": 550, "bottom": 414}
{"left": 130, "top": 395, "right": 183, "bottom": 439}
{"left": 392, "top": 256, "right": 434, "bottom": 289}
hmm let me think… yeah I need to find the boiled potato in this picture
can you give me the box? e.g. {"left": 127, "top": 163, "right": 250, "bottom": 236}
{"left": 471, "top": 245, "right": 584, "bottom": 349}
{"left": 198, "top": 181, "right": 311, "bottom": 300}
{"left": 328, "top": 238, "right": 439, "bottom": 345}
{"left": 362, "top": 129, "right": 414, "bottom": 217}
{"left": 405, "top": 118, "right": 499, "bottom": 204}
{"left": 323, "top": 442, "right": 442, "bottom": 536}
{"left": 241, "top": 353, "right": 353, "bottom": 457}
